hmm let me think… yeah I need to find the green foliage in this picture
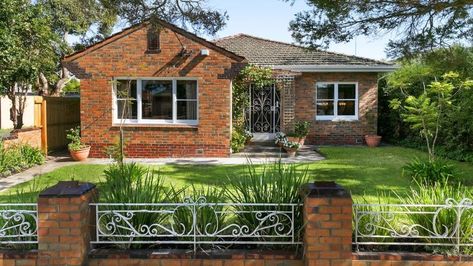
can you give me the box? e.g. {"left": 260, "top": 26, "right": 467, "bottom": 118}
{"left": 66, "top": 126, "right": 86, "bottom": 151}
{"left": 100, "top": 163, "right": 175, "bottom": 248}
{"left": 170, "top": 185, "right": 226, "bottom": 245}
{"left": 232, "top": 65, "right": 274, "bottom": 132}
{"left": 286, "top": 1, "right": 473, "bottom": 57}
{"left": 294, "top": 121, "right": 311, "bottom": 138}
{"left": 224, "top": 161, "right": 308, "bottom": 245}
{"left": 224, "top": 160, "right": 308, "bottom": 204}
{"left": 389, "top": 71, "right": 473, "bottom": 160}
{"left": 353, "top": 193, "right": 394, "bottom": 250}
{"left": 231, "top": 129, "right": 246, "bottom": 153}
{"left": 397, "top": 180, "right": 473, "bottom": 254}
{"left": 62, "top": 79, "right": 80, "bottom": 95}
{"left": 381, "top": 46, "right": 473, "bottom": 161}
{"left": 403, "top": 158, "right": 456, "bottom": 185}
{"left": 0, "top": 142, "right": 45, "bottom": 177}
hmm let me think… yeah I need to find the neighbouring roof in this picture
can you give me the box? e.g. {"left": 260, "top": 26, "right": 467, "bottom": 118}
{"left": 215, "top": 34, "right": 397, "bottom": 72}
{"left": 63, "top": 20, "right": 245, "bottom": 63}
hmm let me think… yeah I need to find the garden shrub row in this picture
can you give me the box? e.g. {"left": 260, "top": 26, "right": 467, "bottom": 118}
{"left": 0, "top": 142, "right": 45, "bottom": 177}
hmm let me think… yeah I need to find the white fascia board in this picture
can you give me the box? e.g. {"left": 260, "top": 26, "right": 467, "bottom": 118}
{"left": 271, "top": 64, "right": 399, "bottom": 72}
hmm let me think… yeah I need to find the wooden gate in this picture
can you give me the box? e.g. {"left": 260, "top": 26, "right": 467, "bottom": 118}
{"left": 34, "top": 96, "right": 80, "bottom": 153}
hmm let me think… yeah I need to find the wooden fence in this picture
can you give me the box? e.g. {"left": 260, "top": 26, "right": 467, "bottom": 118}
{"left": 34, "top": 96, "right": 80, "bottom": 153}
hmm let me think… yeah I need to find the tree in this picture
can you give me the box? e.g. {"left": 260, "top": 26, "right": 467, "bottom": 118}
{"left": 0, "top": 0, "right": 61, "bottom": 129}
{"left": 390, "top": 72, "right": 473, "bottom": 160}
{"left": 286, "top": 0, "right": 473, "bottom": 58}
{"left": 113, "top": 0, "right": 228, "bottom": 36}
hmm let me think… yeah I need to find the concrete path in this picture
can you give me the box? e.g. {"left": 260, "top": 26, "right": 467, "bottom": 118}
{"left": 0, "top": 145, "right": 324, "bottom": 192}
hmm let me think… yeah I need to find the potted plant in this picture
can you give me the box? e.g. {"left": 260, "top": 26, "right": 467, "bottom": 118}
{"left": 365, "top": 135, "right": 382, "bottom": 147}
{"left": 294, "top": 121, "right": 311, "bottom": 146}
{"left": 244, "top": 130, "right": 253, "bottom": 144}
{"left": 283, "top": 141, "right": 300, "bottom": 158}
{"left": 275, "top": 132, "right": 287, "bottom": 147}
{"left": 66, "top": 126, "right": 90, "bottom": 161}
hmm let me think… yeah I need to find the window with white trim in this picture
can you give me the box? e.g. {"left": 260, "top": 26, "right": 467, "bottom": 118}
{"left": 113, "top": 78, "right": 198, "bottom": 125}
{"left": 315, "top": 82, "right": 358, "bottom": 121}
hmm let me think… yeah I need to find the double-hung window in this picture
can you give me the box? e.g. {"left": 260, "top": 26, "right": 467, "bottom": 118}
{"left": 316, "top": 82, "right": 358, "bottom": 121}
{"left": 113, "top": 78, "right": 198, "bottom": 125}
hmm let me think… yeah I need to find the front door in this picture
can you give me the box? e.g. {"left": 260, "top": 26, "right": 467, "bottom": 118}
{"left": 248, "top": 84, "right": 280, "bottom": 137}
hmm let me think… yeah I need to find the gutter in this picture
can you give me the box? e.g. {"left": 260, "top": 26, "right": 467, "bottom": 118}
{"left": 271, "top": 64, "right": 399, "bottom": 73}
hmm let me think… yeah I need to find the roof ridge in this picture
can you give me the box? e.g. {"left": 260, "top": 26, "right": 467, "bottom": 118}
{"left": 216, "top": 33, "right": 393, "bottom": 65}
{"left": 64, "top": 19, "right": 246, "bottom": 62}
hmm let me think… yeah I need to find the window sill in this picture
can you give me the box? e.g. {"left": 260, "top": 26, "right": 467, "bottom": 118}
{"left": 315, "top": 117, "right": 359, "bottom": 122}
{"left": 111, "top": 124, "right": 198, "bottom": 129}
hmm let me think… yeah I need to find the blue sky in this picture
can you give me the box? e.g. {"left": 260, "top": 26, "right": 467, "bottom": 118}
{"left": 206, "top": 0, "right": 390, "bottom": 60}
{"left": 68, "top": 0, "right": 391, "bottom": 60}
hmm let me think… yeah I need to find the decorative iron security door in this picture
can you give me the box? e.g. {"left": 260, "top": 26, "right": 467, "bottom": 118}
{"left": 249, "top": 85, "right": 280, "bottom": 133}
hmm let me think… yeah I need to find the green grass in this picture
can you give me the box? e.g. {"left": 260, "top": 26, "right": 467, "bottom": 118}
{"left": 2, "top": 146, "right": 472, "bottom": 203}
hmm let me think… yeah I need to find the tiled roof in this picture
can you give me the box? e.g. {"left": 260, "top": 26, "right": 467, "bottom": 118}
{"left": 215, "top": 34, "right": 393, "bottom": 67}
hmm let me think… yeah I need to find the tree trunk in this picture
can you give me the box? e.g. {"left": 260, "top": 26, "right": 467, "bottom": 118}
{"left": 37, "top": 72, "right": 50, "bottom": 96}
{"left": 52, "top": 65, "right": 71, "bottom": 96}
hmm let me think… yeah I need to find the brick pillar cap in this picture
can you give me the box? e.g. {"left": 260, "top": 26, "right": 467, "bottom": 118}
{"left": 39, "top": 181, "right": 96, "bottom": 198}
{"left": 300, "top": 181, "right": 351, "bottom": 198}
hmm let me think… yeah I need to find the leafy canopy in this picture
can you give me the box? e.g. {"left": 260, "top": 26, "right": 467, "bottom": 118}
{"left": 286, "top": 0, "right": 473, "bottom": 58}
{"left": 390, "top": 72, "right": 473, "bottom": 160}
{"left": 0, "top": 0, "right": 62, "bottom": 92}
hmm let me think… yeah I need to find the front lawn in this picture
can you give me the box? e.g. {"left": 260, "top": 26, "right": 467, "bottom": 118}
{"left": 2, "top": 146, "right": 472, "bottom": 203}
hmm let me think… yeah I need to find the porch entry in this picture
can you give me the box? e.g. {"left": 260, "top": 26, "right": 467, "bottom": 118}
{"left": 247, "top": 84, "right": 280, "bottom": 141}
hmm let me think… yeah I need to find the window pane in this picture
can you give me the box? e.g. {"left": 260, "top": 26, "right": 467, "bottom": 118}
{"left": 316, "top": 101, "right": 334, "bottom": 115}
{"left": 338, "top": 101, "right": 356, "bottom": 115}
{"left": 338, "top": 84, "right": 356, "bottom": 99}
{"left": 116, "top": 80, "right": 137, "bottom": 99}
{"left": 142, "top": 80, "right": 172, "bottom": 120}
{"left": 177, "top": 101, "right": 197, "bottom": 120}
{"left": 317, "top": 84, "right": 334, "bottom": 99}
{"left": 177, "top": 80, "right": 197, "bottom": 99}
{"left": 117, "top": 100, "right": 137, "bottom": 119}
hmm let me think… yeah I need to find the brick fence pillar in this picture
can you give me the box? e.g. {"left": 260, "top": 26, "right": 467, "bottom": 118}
{"left": 301, "top": 181, "right": 353, "bottom": 266}
{"left": 37, "top": 181, "right": 97, "bottom": 266}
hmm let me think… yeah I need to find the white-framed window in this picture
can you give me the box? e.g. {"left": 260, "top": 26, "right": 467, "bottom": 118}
{"left": 315, "top": 82, "right": 358, "bottom": 121}
{"left": 112, "top": 78, "right": 198, "bottom": 125}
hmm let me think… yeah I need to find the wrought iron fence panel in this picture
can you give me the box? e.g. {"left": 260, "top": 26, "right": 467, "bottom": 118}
{"left": 91, "top": 197, "right": 302, "bottom": 251}
{"left": 353, "top": 198, "right": 473, "bottom": 253}
{"left": 0, "top": 204, "right": 38, "bottom": 244}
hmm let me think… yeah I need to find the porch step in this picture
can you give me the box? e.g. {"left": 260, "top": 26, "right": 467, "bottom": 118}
{"left": 233, "top": 143, "right": 288, "bottom": 158}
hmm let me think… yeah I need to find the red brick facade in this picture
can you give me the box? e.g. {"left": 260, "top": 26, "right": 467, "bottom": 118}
{"left": 294, "top": 72, "right": 378, "bottom": 145}
{"left": 64, "top": 22, "right": 244, "bottom": 158}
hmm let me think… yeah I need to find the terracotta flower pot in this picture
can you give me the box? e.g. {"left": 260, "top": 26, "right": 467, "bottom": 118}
{"left": 69, "top": 146, "right": 91, "bottom": 161}
{"left": 284, "top": 146, "right": 298, "bottom": 158}
{"left": 287, "top": 136, "right": 299, "bottom": 143}
{"left": 298, "top": 137, "right": 306, "bottom": 146}
{"left": 365, "top": 135, "right": 382, "bottom": 148}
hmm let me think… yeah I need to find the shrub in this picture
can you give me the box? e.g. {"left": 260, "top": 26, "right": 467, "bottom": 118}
{"left": 397, "top": 180, "right": 473, "bottom": 255}
{"left": 66, "top": 126, "right": 86, "bottom": 151}
{"left": 224, "top": 160, "right": 308, "bottom": 247}
{"left": 231, "top": 129, "right": 246, "bottom": 153}
{"left": 403, "top": 158, "right": 456, "bottom": 184}
{"left": 170, "top": 185, "right": 227, "bottom": 248}
{"left": 294, "top": 121, "right": 311, "bottom": 138}
{"left": 0, "top": 142, "right": 45, "bottom": 176}
{"left": 100, "top": 163, "right": 176, "bottom": 248}
{"left": 353, "top": 194, "right": 394, "bottom": 251}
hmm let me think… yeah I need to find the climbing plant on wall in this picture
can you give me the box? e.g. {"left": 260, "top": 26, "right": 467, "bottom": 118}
{"left": 232, "top": 65, "right": 274, "bottom": 130}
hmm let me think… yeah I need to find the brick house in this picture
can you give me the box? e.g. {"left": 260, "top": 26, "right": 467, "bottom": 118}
{"left": 63, "top": 21, "right": 396, "bottom": 158}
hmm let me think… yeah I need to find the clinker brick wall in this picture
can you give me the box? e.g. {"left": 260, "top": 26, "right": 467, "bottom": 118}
{"left": 64, "top": 23, "right": 243, "bottom": 158}
{"left": 294, "top": 72, "right": 378, "bottom": 145}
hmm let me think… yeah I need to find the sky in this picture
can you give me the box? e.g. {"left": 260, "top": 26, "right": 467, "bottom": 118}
{"left": 68, "top": 0, "right": 391, "bottom": 60}
{"left": 205, "top": 0, "right": 391, "bottom": 60}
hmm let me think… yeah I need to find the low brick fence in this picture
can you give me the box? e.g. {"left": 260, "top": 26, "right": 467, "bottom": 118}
{"left": 1, "top": 181, "right": 472, "bottom": 266}
{"left": 2, "top": 127, "right": 42, "bottom": 149}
